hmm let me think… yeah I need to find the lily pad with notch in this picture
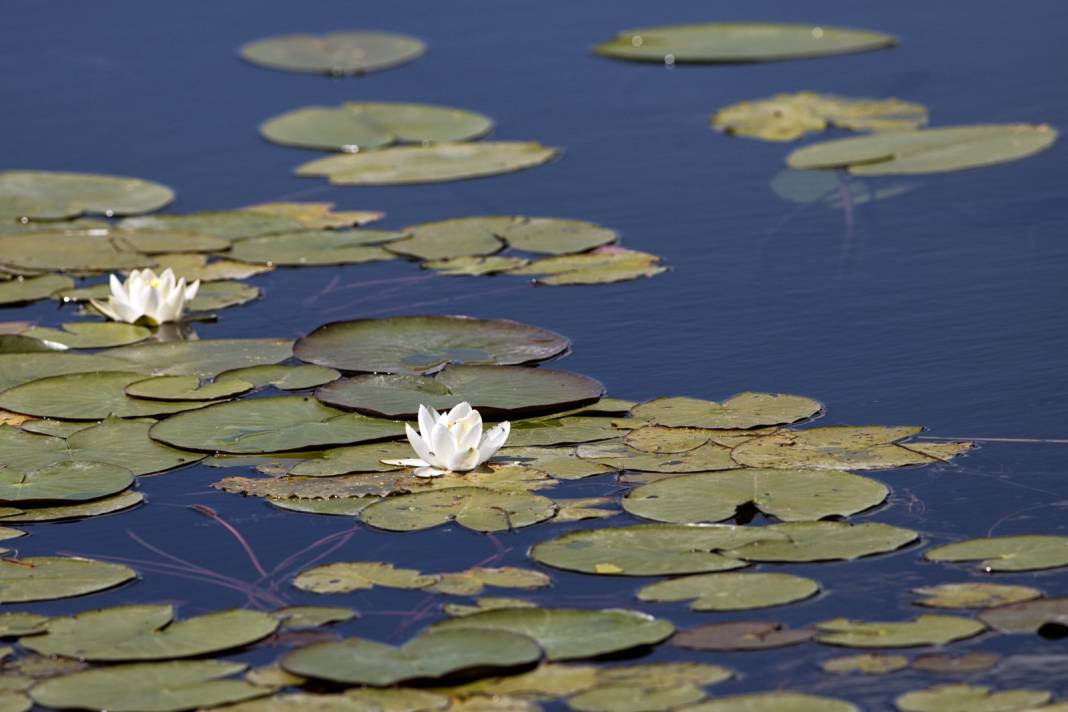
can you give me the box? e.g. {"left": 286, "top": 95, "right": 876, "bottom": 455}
{"left": 924, "top": 535, "right": 1068, "bottom": 572}
{"left": 240, "top": 202, "right": 383, "bottom": 229}
{"left": 631, "top": 393, "right": 821, "bottom": 430}
{"left": 240, "top": 30, "right": 426, "bottom": 76}
{"left": 216, "top": 365, "right": 341, "bottom": 392}
{"left": 0, "top": 230, "right": 154, "bottom": 273}
{"left": 978, "top": 597, "right": 1068, "bottom": 635}
{"left": 106, "top": 338, "right": 294, "bottom": 377}
{"left": 22, "top": 323, "right": 151, "bottom": 349}
{"left": 576, "top": 439, "right": 736, "bottom": 473}
{"left": 0, "top": 275, "right": 76, "bottom": 306}
{"left": 0, "top": 460, "right": 133, "bottom": 506}
{"left": 815, "top": 615, "right": 986, "bottom": 648}
{"left": 0, "top": 556, "right": 136, "bottom": 603}
{"left": 894, "top": 684, "right": 1051, "bottom": 712}
{"left": 672, "top": 621, "right": 815, "bottom": 651}
{"left": 723, "top": 521, "right": 919, "bottom": 562}
{"left": 228, "top": 230, "right": 404, "bottom": 266}
{"left": 508, "top": 247, "right": 666, "bottom": 286}
{"left": 638, "top": 572, "right": 820, "bottom": 611}
{"left": 0, "top": 170, "right": 174, "bottom": 221}
{"left": 386, "top": 217, "right": 510, "bottom": 261}
{"left": 359, "top": 486, "right": 556, "bottom": 533}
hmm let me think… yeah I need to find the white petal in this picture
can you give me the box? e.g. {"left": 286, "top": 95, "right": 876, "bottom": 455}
{"left": 414, "top": 466, "right": 447, "bottom": 478}
{"left": 477, "top": 421, "right": 511, "bottom": 464}
{"left": 184, "top": 279, "right": 200, "bottom": 301}
{"left": 430, "top": 421, "right": 456, "bottom": 466}
{"left": 455, "top": 412, "right": 483, "bottom": 452}
{"left": 447, "top": 446, "right": 480, "bottom": 472}
{"left": 108, "top": 273, "right": 126, "bottom": 300}
{"left": 404, "top": 424, "right": 437, "bottom": 466}
{"left": 447, "top": 401, "right": 472, "bottom": 423}
{"left": 89, "top": 298, "right": 122, "bottom": 322}
{"left": 417, "top": 404, "right": 436, "bottom": 445}
{"left": 381, "top": 458, "right": 430, "bottom": 467}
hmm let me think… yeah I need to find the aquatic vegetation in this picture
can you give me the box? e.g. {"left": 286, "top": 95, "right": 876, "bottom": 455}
{"left": 90, "top": 268, "right": 199, "bottom": 325}
{"left": 393, "top": 402, "right": 512, "bottom": 477}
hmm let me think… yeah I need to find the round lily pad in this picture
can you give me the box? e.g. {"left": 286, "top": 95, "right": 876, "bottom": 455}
{"left": 632, "top": 393, "right": 821, "bottom": 429}
{"left": 0, "top": 490, "right": 144, "bottom": 523}
{"left": 924, "top": 535, "right": 1068, "bottom": 572}
{"left": 821, "top": 653, "right": 909, "bottom": 674}
{"left": 508, "top": 247, "right": 666, "bottom": 285}
{"left": 910, "top": 652, "right": 1000, "bottom": 674}
{"left": 217, "top": 365, "right": 341, "bottom": 391}
{"left": 0, "top": 352, "right": 132, "bottom": 393}
{"left": 228, "top": 230, "right": 403, "bottom": 266}
{"left": 22, "top": 323, "right": 151, "bottom": 349}
{"left": 673, "top": 621, "right": 815, "bottom": 651}
{"left": 682, "top": 692, "right": 859, "bottom": 712}
{"left": 787, "top": 124, "right": 1058, "bottom": 176}
{"left": 431, "top": 607, "right": 674, "bottom": 661}
{"left": 0, "top": 274, "right": 75, "bottom": 306}
{"left": 895, "top": 684, "right": 1051, "bottom": 712}
{"left": 125, "top": 375, "right": 253, "bottom": 402}
{"left": 623, "top": 468, "right": 887, "bottom": 523}
{"left": 913, "top": 583, "right": 1042, "bottom": 609}
{"left": 240, "top": 30, "right": 426, "bottom": 76}
{"left": 296, "top": 142, "right": 559, "bottom": 185}
{"left": 387, "top": 217, "right": 510, "bottom": 261}
{"left": 148, "top": 395, "right": 403, "bottom": 454}
{"left": 281, "top": 629, "right": 542, "bottom": 686}
{"left": 576, "top": 439, "right": 736, "bottom": 473}
{"left": 638, "top": 572, "right": 820, "bottom": 611}
{"left": 240, "top": 201, "right": 383, "bottom": 229}
{"left": 359, "top": 486, "right": 556, "bottom": 533}
{"left": 316, "top": 365, "right": 603, "bottom": 418}
{"left": 261, "top": 103, "right": 493, "bottom": 152}
{"left": 567, "top": 684, "right": 705, "bottom": 712}
{"left": 273, "top": 606, "right": 356, "bottom": 630}
{"left": 815, "top": 615, "right": 986, "bottom": 648}
{"left": 729, "top": 426, "right": 953, "bottom": 470}
{"left": 106, "top": 338, "right": 294, "bottom": 377}
{"left": 0, "top": 230, "right": 153, "bottom": 272}
{"left": 294, "top": 316, "right": 569, "bottom": 374}
{"left": 287, "top": 441, "right": 415, "bottom": 476}
{"left": 0, "top": 170, "right": 174, "bottom": 221}
{"left": 0, "top": 556, "right": 136, "bottom": 603}
{"left": 724, "top": 521, "right": 919, "bottom": 562}
{"left": 507, "top": 416, "right": 622, "bottom": 447}
{"left": 107, "top": 228, "right": 230, "bottom": 254}
{"left": 120, "top": 211, "right": 304, "bottom": 242}
{"left": 292, "top": 562, "right": 436, "bottom": 594}
{"left": 0, "top": 460, "right": 133, "bottom": 505}
{"left": 496, "top": 446, "right": 614, "bottom": 480}
{"left": 978, "top": 597, "right": 1068, "bottom": 634}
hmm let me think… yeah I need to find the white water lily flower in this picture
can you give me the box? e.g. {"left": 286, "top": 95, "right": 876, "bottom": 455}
{"left": 386, "top": 402, "right": 510, "bottom": 478}
{"left": 90, "top": 268, "right": 199, "bottom": 325}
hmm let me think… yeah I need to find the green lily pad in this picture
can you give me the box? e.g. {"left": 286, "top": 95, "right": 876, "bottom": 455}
{"left": 148, "top": 395, "right": 403, "bottom": 454}
{"left": 424, "top": 255, "right": 530, "bottom": 276}
{"left": 895, "top": 684, "right": 1051, "bottom": 712}
{"left": 913, "top": 583, "right": 1043, "bottom": 609}
{"left": 0, "top": 334, "right": 67, "bottom": 354}
{"left": 228, "top": 230, "right": 402, "bottom": 266}
{"left": 429, "top": 567, "right": 550, "bottom": 596}
{"left": 0, "top": 490, "right": 144, "bottom": 523}
{"left": 296, "top": 142, "right": 559, "bottom": 186}
{"left": 978, "top": 597, "right": 1068, "bottom": 634}
{"left": 508, "top": 416, "right": 621, "bottom": 446}
{"left": 125, "top": 375, "right": 253, "bottom": 401}
{"left": 0, "top": 352, "right": 131, "bottom": 392}
{"left": 0, "top": 460, "right": 132, "bottom": 505}
{"left": 0, "top": 230, "right": 154, "bottom": 272}
{"left": 294, "top": 316, "right": 569, "bottom": 375}
{"left": 924, "top": 535, "right": 1068, "bottom": 572}
{"left": 815, "top": 615, "right": 986, "bottom": 648}
{"left": 261, "top": 103, "right": 493, "bottom": 152}
{"left": 632, "top": 393, "right": 821, "bottom": 430}
{"left": 729, "top": 426, "right": 967, "bottom": 470}
{"left": 387, "top": 217, "right": 509, "bottom": 261}
{"left": 576, "top": 439, "right": 735, "bottom": 472}
{"left": 496, "top": 446, "right": 615, "bottom": 480}
{"left": 530, "top": 523, "right": 785, "bottom": 576}
{"left": 106, "top": 338, "right": 293, "bottom": 376}
{"left": 188, "top": 281, "right": 262, "bottom": 312}
{"left": 508, "top": 248, "right": 666, "bottom": 285}
{"left": 787, "top": 124, "right": 1058, "bottom": 175}
{"left": 240, "top": 202, "right": 383, "bottom": 230}
{"left": 106, "top": 228, "right": 230, "bottom": 254}
{"left": 316, "top": 365, "right": 603, "bottom": 418}
{"left": 0, "top": 372, "right": 217, "bottom": 420}
{"left": 495, "top": 217, "right": 618, "bottom": 256}
{"left": 217, "top": 365, "right": 341, "bottom": 391}
{"left": 293, "top": 562, "right": 437, "bottom": 594}
{"left": 155, "top": 255, "right": 275, "bottom": 283}
{"left": 443, "top": 598, "right": 538, "bottom": 618}
{"left": 22, "top": 323, "right": 151, "bottom": 349}
{"left": 273, "top": 606, "right": 356, "bottom": 630}
{"left": 208, "top": 693, "right": 370, "bottom": 711}
{"left": 0, "top": 613, "right": 48, "bottom": 637}
{"left": 22, "top": 605, "right": 278, "bottom": 661}
{"left": 0, "top": 556, "right": 135, "bottom": 603}
{"left": 638, "top": 572, "right": 819, "bottom": 611}
{"left": 30, "top": 660, "right": 267, "bottom": 712}
{"left": 19, "top": 419, "right": 92, "bottom": 437}
{"left": 821, "top": 653, "right": 909, "bottom": 674}
{"left": 282, "top": 628, "right": 542, "bottom": 686}
{"left": 682, "top": 692, "right": 859, "bottom": 712}
{"left": 286, "top": 441, "right": 412, "bottom": 476}
{"left": 910, "top": 652, "right": 1000, "bottom": 674}
{"left": 0, "top": 275, "right": 76, "bottom": 306}
{"left": 268, "top": 498, "right": 372, "bottom": 517}
{"left": 240, "top": 30, "right": 426, "bottom": 76}
{"left": 432, "top": 608, "right": 673, "bottom": 661}
{"left": 623, "top": 468, "right": 887, "bottom": 523}
{"left": 0, "top": 170, "right": 174, "bottom": 221}
{"left": 360, "top": 486, "right": 556, "bottom": 533}
{"left": 120, "top": 211, "right": 304, "bottom": 242}
{"left": 672, "top": 621, "right": 815, "bottom": 651}
{"left": 622, "top": 425, "right": 717, "bottom": 453}
{"left": 568, "top": 685, "right": 705, "bottom": 712}
{"left": 593, "top": 22, "right": 896, "bottom": 64}
{"left": 724, "top": 521, "right": 919, "bottom": 562}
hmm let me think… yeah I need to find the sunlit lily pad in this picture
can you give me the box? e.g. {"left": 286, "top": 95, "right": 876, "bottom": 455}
{"left": 910, "top": 652, "right": 1000, "bottom": 674}
{"left": 442, "top": 662, "right": 600, "bottom": 700}
{"left": 286, "top": 442, "right": 412, "bottom": 476}
{"left": 0, "top": 556, "right": 135, "bottom": 603}
{"left": 387, "top": 217, "right": 509, "bottom": 261}
{"left": 913, "top": 583, "right": 1042, "bottom": 609}
{"left": 292, "top": 562, "right": 437, "bottom": 594}
{"left": 0, "top": 460, "right": 132, "bottom": 505}
{"left": 924, "top": 535, "right": 1068, "bottom": 572}
{"left": 188, "top": 281, "right": 262, "bottom": 312}
{"left": 430, "top": 567, "right": 550, "bottom": 596}
{"left": 432, "top": 608, "right": 673, "bottom": 661}
{"left": 0, "top": 490, "right": 144, "bottom": 523}
{"left": 0, "top": 372, "right": 217, "bottom": 420}
{"left": 895, "top": 684, "right": 1051, "bottom": 712}
{"left": 815, "top": 615, "right": 986, "bottom": 648}
{"left": 508, "top": 416, "right": 621, "bottom": 446}
{"left": 107, "top": 338, "right": 293, "bottom": 376}
{"left": 576, "top": 439, "right": 735, "bottom": 473}
{"left": 624, "top": 468, "right": 887, "bottom": 523}
{"left": 568, "top": 685, "right": 705, "bottom": 712}
{"left": 282, "top": 628, "right": 541, "bottom": 686}
{"left": 106, "top": 228, "right": 230, "bottom": 254}
{"left": 120, "top": 211, "right": 304, "bottom": 243}
{"left": 425, "top": 255, "right": 530, "bottom": 276}
{"left": 0, "top": 334, "right": 67, "bottom": 354}
{"left": 241, "top": 202, "right": 383, "bottom": 229}
{"left": 296, "top": 142, "right": 559, "bottom": 185}
{"left": 673, "top": 621, "right": 815, "bottom": 651}
{"left": 294, "top": 316, "right": 568, "bottom": 375}
{"left": 682, "top": 692, "right": 859, "bottom": 712}
{"left": 497, "top": 446, "right": 615, "bottom": 480}
{"left": 316, "top": 365, "right": 603, "bottom": 418}
{"left": 360, "top": 486, "right": 556, "bottom": 532}
{"left": 594, "top": 22, "right": 895, "bottom": 64}
{"left": 0, "top": 613, "right": 48, "bottom": 637}
{"left": 23, "top": 605, "right": 278, "bottom": 661}
{"left": 0, "top": 352, "right": 130, "bottom": 392}
{"left": 978, "top": 597, "right": 1068, "bottom": 634}
{"left": 125, "top": 374, "right": 253, "bottom": 401}
{"left": 240, "top": 30, "right": 426, "bottom": 76}
{"left": 0, "top": 230, "right": 154, "bottom": 272}
{"left": 443, "top": 598, "right": 538, "bottom": 618}
{"left": 0, "top": 275, "right": 76, "bottom": 306}
{"left": 22, "top": 322, "right": 151, "bottom": 349}
{"left": 267, "top": 498, "right": 371, "bottom": 517}
{"left": 262, "top": 103, "right": 493, "bottom": 152}
{"left": 724, "top": 521, "right": 919, "bottom": 562}
{"left": 273, "top": 606, "right": 356, "bottom": 630}
{"left": 638, "top": 572, "right": 819, "bottom": 611}
{"left": 217, "top": 365, "right": 340, "bottom": 392}
{"left": 149, "top": 396, "right": 403, "bottom": 453}
{"left": 770, "top": 169, "right": 919, "bottom": 207}
{"left": 30, "top": 660, "right": 266, "bottom": 712}
{"left": 228, "top": 230, "right": 403, "bottom": 266}
{"left": 632, "top": 393, "right": 821, "bottom": 429}
{"left": 0, "top": 170, "right": 174, "bottom": 221}
{"left": 787, "top": 124, "right": 1058, "bottom": 175}
{"left": 508, "top": 248, "right": 666, "bottom": 285}
{"left": 821, "top": 653, "right": 909, "bottom": 674}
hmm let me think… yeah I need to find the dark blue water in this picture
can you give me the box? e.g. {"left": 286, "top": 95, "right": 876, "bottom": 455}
{"left": 3, "top": 0, "right": 1068, "bottom": 707}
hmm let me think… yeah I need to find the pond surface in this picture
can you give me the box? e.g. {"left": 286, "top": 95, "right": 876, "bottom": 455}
{"left": 3, "top": 0, "right": 1068, "bottom": 708}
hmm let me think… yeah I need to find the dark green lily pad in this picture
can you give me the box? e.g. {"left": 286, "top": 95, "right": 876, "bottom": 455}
{"left": 240, "top": 30, "right": 426, "bottom": 76}
{"left": 296, "top": 142, "right": 559, "bottom": 186}
{"left": 0, "top": 372, "right": 217, "bottom": 420}
{"left": 787, "top": 124, "right": 1058, "bottom": 175}
{"left": 683, "top": 692, "right": 859, "bottom": 712}
{"left": 0, "top": 170, "right": 174, "bottom": 221}
{"left": 815, "top": 615, "right": 985, "bottom": 648}
{"left": 638, "top": 572, "right": 819, "bottom": 611}
{"left": 0, "top": 334, "right": 67, "bottom": 354}
{"left": 30, "top": 660, "right": 266, "bottom": 712}
{"left": 22, "top": 323, "right": 151, "bottom": 349}
{"left": 623, "top": 468, "right": 887, "bottom": 523}
{"left": 217, "top": 365, "right": 340, "bottom": 391}
{"left": 0, "top": 352, "right": 131, "bottom": 392}
{"left": 316, "top": 365, "right": 603, "bottom": 418}
{"left": 228, "top": 230, "right": 403, "bottom": 266}
{"left": 724, "top": 521, "right": 919, "bottom": 562}
{"left": 895, "top": 684, "right": 1050, "bottom": 712}
{"left": 282, "top": 628, "right": 541, "bottom": 686}
{"left": 424, "top": 255, "right": 530, "bottom": 276}
{"left": 107, "top": 228, "right": 230, "bottom": 254}
{"left": 148, "top": 395, "right": 403, "bottom": 454}
{"left": 273, "top": 606, "right": 356, "bottom": 630}
{"left": 672, "top": 621, "right": 815, "bottom": 651}
{"left": 0, "top": 612, "right": 48, "bottom": 637}
{"left": 0, "top": 490, "right": 143, "bottom": 523}
{"left": 593, "top": 22, "right": 896, "bottom": 64}
{"left": 432, "top": 608, "right": 674, "bottom": 661}
{"left": 106, "top": 338, "right": 294, "bottom": 376}
{"left": 0, "top": 556, "right": 135, "bottom": 603}
{"left": 294, "top": 316, "right": 568, "bottom": 375}
{"left": 125, "top": 375, "right": 253, "bottom": 401}
{"left": 496, "top": 446, "right": 615, "bottom": 480}
{"left": 496, "top": 217, "right": 617, "bottom": 256}
{"left": 910, "top": 653, "right": 1000, "bottom": 674}
{"left": 0, "top": 460, "right": 132, "bottom": 505}
{"left": 360, "top": 486, "right": 556, "bottom": 533}
{"left": 924, "top": 535, "right": 1068, "bottom": 572}
{"left": 261, "top": 103, "right": 493, "bottom": 152}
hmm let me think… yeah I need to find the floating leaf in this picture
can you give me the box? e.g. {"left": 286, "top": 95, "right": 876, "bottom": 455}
{"left": 673, "top": 621, "right": 815, "bottom": 651}
{"left": 978, "top": 597, "right": 1068, "bottom": 634}
{"left": 713, "top": 92, "right": 927, "bottom": 142}
{"left": 0, "top": 230, "right": 153, "bottom": 272}
{"left": 282, "top": 629, "right": 541, "bottom": 686}
{"left": 360, "top": 486, "right": 556, "bottom": 533}
{"left": 0, "top": 334, "right": 67, "bottom": 354}
{"left": 623, "top": 426, "right": 717, "bottom": 453}
{"left": 316, "top": 365, "right": 603, "bottom": 419}
{"left": 218, "top": 365, "right": 341, "bottom": 392}
{"left": 631, "top": 393, "right": 821, "bottom": 430}
{"left": 149, "top": 395, "right": 403, "bottom": 454}
{"left": 120, "top": 211, "right": 304, "bottom": 242}
{"left": 815, "top": 615, "right": 985, "bottom": 648}
{"left": 187, "top": 281, "right": 262, "bottom": 312}
{"left": 495, "top": 217, "right": 617, "bottom": 256}
{"left": 0, "top": 170, "right": 174, "bottom": 221}
{"left": 107, "top": 338, "right": 293, "bottom": 377}
{"left": 287, "top": 442, "right": 413, "bottom": 476}
{"left": 441, "top": 662, "right": 599, "bottom": 700}
{"left": 22, "top": 323, "right": 151, "bottom": 349}
{"left": 0, "top": 613, "right": 48, "bottom": 637}
{"left": 910, "top": 653, "right": 1000, "bottom": 674}
{"left": 241, "top": 202, "right": 383, "bottom": 229}
{"left": 787, "top": 124, "right": 1058, "bottom": 175}
{"left": 551, "top": 497, "right": 618, "bottom": 522}
{"left": 0, "top": 352, "right": 131, "bottom": 392}
{"left": 296, "top": 142, "right": 559, "bottom": 186}
{"left": 821, "top": 654, "right": 909, "bottom": 674}
{"left": 262, "top": 103, "right": 493, "bottom": 152}
{"left": 682, "top": 692, "right": 859, "bottom": 712}
{"left": 429, "top": 567, "right": 550, "bottom": 596}
{"left": 154, "top": 254, "right": 274, "bottom": 282}
{"left": 387, "top": 217, "right": 509, "bottom": 261}
{"left": 913, "top": 583, "right": 1042, "bottom": 609}
{"left": 22, "top": 605, "right": 278, "bottom": 661}
{"left": 924, "top": 535, "right": 1068, "bottom": 572}
{"left": 0, "top": 275, "right": 75, "bottom": 306}
{"left": 0, "top": 460, "right": 132, "bottom": 505}
{"left": 508, "top": 417, "right": 621, "bottom": 447}
{"left": 895, "top": 684, "right": 1050, "bottom": 712}
{"left": 126, "top": 375, "right": 253, "bottom": 401}
{"left": 625, "top": 468, "right": 886, "bottom": 523}
{"left": 496, "top": 447, "right": 614, "bottom": 480}
{"left": 273, "top": 607, "right": 356, "bottom": 630}
{"left": 293, "top": 562, "right": 436, "bottom": 594}
{"left": 294, "top": 316, "right": 568, "bottom": 375}
{"left": 240, "top": 31, "right": 426, "bottom": 76}
{"left": 0, "top": 490, "right": 143, "bottom": 523}
{"left": 425, "top": 255, "right": 530, "bottom": 276}
{"left": 30, "top": 660, "right": 266, "bottom": 712}
{"left": 724, "top": 521, "right": 919, "bottom": 562}
{"left": 268, "top": 498, "right": 371, "bottom": 517}
{"left": 0, "top": 556, "right": 135, "bottom": 603}
{"left": 638, "top": 572, "right": 819, "bottom": 611}
{"left": 443, "top": 598, "right": 538, "bottom": 618}
{"left": 730, "top": 426, "right": 965, "bottom": 470}
{"left": 106, "top": 228, "right": 230, "bottom": 254}
{"left": 432, "top": 608, "right": 673, "bottom": 661}
{"left": 568, "top": 685, "right": 705, "bottom": 712}
{"left": 509, "top": 248, "right": 666, "bottom": 285}
{"left": 228, "top": 230, "right": 403, "bottom": 266}
{"left": 576, "top": 439, "right": 735, "bottom": 473}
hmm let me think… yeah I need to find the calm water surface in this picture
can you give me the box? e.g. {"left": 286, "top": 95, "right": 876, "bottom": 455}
{"left": 3, "top": 0, "right": 1067, "bottom": 706}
